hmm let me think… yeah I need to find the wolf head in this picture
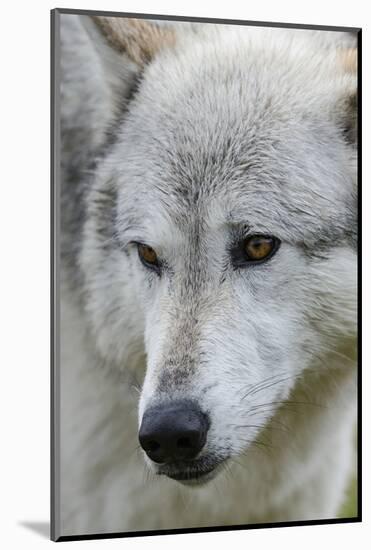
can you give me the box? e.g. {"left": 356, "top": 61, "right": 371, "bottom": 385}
{"left": 78, "top": 17, "right": 357, "bottom": 484}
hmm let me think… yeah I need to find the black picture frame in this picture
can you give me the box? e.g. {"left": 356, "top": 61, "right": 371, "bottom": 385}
{"left": 51, "top": 8, "right": 362, "bottom": 542}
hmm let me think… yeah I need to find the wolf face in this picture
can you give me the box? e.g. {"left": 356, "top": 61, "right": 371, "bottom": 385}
{"left": 78, "top": 18, "right": 357, "bottom": 484}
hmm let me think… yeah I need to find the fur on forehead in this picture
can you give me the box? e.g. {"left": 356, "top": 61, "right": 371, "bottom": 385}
{"left": 93, "top": 25, "right": 357, "bottom": 246}
{"left": 138, "top": 26, "right": 357, "bottom": 112}
{"left": 110, "top": 29, "right": 357, "bottom": 189}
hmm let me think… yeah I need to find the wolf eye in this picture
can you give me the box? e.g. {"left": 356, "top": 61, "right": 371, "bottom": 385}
{"left": 231, "top": 235, "right": 280, "bottom": 267}
{"left": 137, "top": 243, "right": 160, "bottom": 271}
{"left": 244, "top": 235, "right": 278, "bottom": 261}
{"left": 244, "top": 235, "right": 276, "bottom": 262}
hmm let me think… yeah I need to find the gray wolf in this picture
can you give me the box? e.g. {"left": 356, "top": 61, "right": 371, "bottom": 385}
{"left": 57, "top": 13, "right": 358, "bottom": 537}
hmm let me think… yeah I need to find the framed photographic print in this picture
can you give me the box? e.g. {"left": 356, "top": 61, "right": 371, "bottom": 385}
{"left": 51, "top": 8, "right": 361, "bottom": 541}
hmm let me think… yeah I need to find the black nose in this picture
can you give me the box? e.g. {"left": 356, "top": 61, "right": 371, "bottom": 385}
{"left": 138, "top": 401, "right": 209, "bottom": 464}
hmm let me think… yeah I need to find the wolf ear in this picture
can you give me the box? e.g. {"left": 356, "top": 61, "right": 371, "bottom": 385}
{"left": 80, "top": 15, "right": 175, "bottom": 112}
{"left": 336, "top": 48, "right": 357, "bottom": 145}
{"left": 90, "top": 16, "right": 175, "bottom": 67}
{"left": 338, "top": 48, "right": 357, "bottom": 75}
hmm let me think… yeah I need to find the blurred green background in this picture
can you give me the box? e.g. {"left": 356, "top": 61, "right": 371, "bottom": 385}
{"left": 338, "top": 476, "right": 358, "bottom": 518}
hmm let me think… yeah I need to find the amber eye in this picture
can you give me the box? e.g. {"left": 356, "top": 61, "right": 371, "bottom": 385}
{"left": 244, "top": 235, "right": 278, "bottom": 262}
{"left": 230, "top": 234, "right": 280, "bottom": 268}
{"left": 137, "top": 243, "right": 160, "bottom": 271}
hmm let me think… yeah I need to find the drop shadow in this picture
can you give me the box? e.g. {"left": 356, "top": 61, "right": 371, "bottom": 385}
{"left": 19, "top": 521, "right": 50, "bottom": 539}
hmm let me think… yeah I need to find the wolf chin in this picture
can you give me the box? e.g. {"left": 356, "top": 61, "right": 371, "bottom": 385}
{"left": 58, "top": 14, "right": 358, "bottom": 537}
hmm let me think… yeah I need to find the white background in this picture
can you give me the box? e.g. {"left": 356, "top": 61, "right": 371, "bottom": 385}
{"left": 0, "top": 0, "right": 368, "bottom": 548}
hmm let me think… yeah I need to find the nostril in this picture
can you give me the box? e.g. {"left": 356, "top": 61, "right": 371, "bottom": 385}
{"left": 177, "top": 436, "right": 192, "bottom": 449}
{"left": 146, "top": 440, "right": 160, "bottom": 452}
